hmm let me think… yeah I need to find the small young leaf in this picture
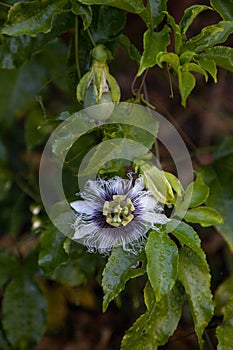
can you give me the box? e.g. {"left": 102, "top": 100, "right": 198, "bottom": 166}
{"left": 184, "top": 21, "right": 233, "bottom": 53}
{"left": 157, "top": 52, "right": 180, "bottom": 72}
{"left": 200, "top": 46, "right": 233, "bottom": 73}
{"left": 177, "top": 67, "right": 195, "bottom": 107}
{"left": 1, "top": 0, "right": 69, "bottom": 36}
{"left": 185, "top": 173, "right": 210, "bottom": 208}
{"left": 137, "top": 25, "right": 170, "bottom": 76}
{"left": 185, "top": 62, "right": 208, "bottom": 81}
{"left": 194, "top": 56, "right": 217, "bottom": 82}
{"left": 71, "top": 0, "right": 92, "bottom": 29}
{"left": 102, "top": 246, "right": 146, "bottom": 312}
{"left": 145, "top": 231, "right": 178, "bottom": 301}
{"left": 178, "top": 247, "right": 214, "bottom": 350}
{"left": 134, "top": 159, "right": 174, "bottom": 203}
{"left": 121, "top": 282, "right": 183, "bottom": 350}
{"left": 216, "top": 296, "right": 233, "bottom": 350}
{"left": 2, "top": 276, "right": 47, "bottom": 350}
{"left": 184, "top": 206, "right": 223, "bottom": 227}
{"left": 167, "top": 220, "right": 204, "bottom": 259}
{"left": 180, "top": 5, "right": 212, "bottom": 35}
{"left": 210, "top": 0, "right": 233, "bottom": 21}
{"left": 164, "top": 12, "right": 182, "bottom": 54}
{"left": 164, "top": 171, "right": 184, "bottom": 197}
{"left": 38, "top": 228, "right": 69, "bottom": 275}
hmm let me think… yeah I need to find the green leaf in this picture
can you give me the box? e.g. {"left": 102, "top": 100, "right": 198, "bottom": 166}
{"left": 164, "top": 171, "right": 184, "bottom": 197}
{"left": 134, "top": 159, "right": 174, "bottom": 203}
{"left": 1, "top": 0, "right": 69, "bottom": 37}
{"left": 71, "top": 1, "right": 92, "bottom": 29}
{"left": 216, "top": 296, "right": 233, "bottom": 350}
{"left": 184, "top": 206, "right": 223, "bottom": 227}
{"left": 38, "top": 227, "right": 69, "bottom": 276}
{"left": 0, "top": 329, "right": 10, "bottom": 350}
{"left": 178, "top": 247, "right": 214, "bottom": 350}
{"left": 180, "top": 5, "right": 212, "bottom": 35}
{"left": 94, "top": 5, "right": 126, "bottom": 38}
{"left": 210, "top": 0, "right": 233, "bottom": 21}
{"left": 145, "top": 231, "right": 178, "bottom": 301}
{"left": 200, "top": 46, "right": 233, "bottom": 73}
{"left": 0, "top": 12, "right": 73, "bottom": 69}
{"left": 102, "top": 246, "right": 146, "bottom": 312}
{"left": 145, "top": 0, "right": 168, "bottom": 29}
{"left": 79, "top": 0, "right": 145, "bottom": 13}
{"left": 167, "top": 220, "right": 204, "bottom": 259}
{"left": 121, "top": 282, "right": 183, "bottom": 350}
{"left": 186, "top": 173, "right": 210, "bottom": 208}
{"left": 0, "top": 59, "right": 47, "bottom": 124}
{"left": 164, "top": 12, "right": 182, "bottom": 54}
{"left": 195, "top": 56, "right": 217, "bottom": 82}
{"left": 214, "top": 274, "right": 233, "bottom": 316}
{"left": 184, "top": 21, "right": 233, "bottom": 53}
{"left": 185, "top": 62, "right": 208, "bottom": 81}
{"left": 51, "top": 259, "right": 87, "bottom": 287}
{"left": 177, "top": 67, "right": 195, "bottom": 107}
{"left": 24, "top": 108, "right": 48, "bottom": 150}
{"left": 2, "top": 276, "right": 47, "bottom": 350}
{"left": 200, "top": 136, "right": 233, "bottom": 251}
{"left": 157, "top": 52, "right": 180, "bottom": 71}
{"left": 114, "top": 33, "right": 140, "bottom": 64}
{"left": 0, "top": 252, "right": 18, "bottom": 289}
{"left": 137, "top": 25, "right": 170, "bottom": 76}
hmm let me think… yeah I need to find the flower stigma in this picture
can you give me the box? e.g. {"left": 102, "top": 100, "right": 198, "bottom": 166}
{"left": 103, "top": 195, "right": 135, "bottom": 227}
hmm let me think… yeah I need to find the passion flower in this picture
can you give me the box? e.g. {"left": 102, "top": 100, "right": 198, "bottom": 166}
{"left": 70, "top": 175, "right": 169, "bottom": 254}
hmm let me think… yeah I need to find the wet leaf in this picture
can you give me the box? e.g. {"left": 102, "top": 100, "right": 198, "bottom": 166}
{"left": 167, "top": 220, "right": 204, "bottom": 259}
{"left": 2, "top": 276, "right": 47, "bottom": 350}
{"left": 121, "top": 282, "right": 183, "bottom": 350}
{"left": 79, "top": 0, "right": 145, "bottom": 13}
{"left": 102, "top": 246, "right": 146, "bottom": 312}
{"left": 1, "top": 0, "right": 69, "bottom": 36}
{"left": 184, "top": 206, "right": 223, "bottom": 227}
{"left": 145, "top": 231, "right": 178, "bottom": 301}
{"left": 178, "top": 247, "right": 214, "bottom": 350}
{"left": 38, "top": 227, "right": 69, "bottom": 276}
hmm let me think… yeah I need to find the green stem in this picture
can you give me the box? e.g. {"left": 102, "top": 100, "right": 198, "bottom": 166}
{"left": 87, "top": 27, "right": 96, "bottom": 47}
{"left": 167, "top": 65, "right": 174, "bottom": 98}
{"left": 75, "top": 16, "right": 81, "bottom": 81}
{"left": 0, "top": 1, "right": 11, "bottom": 7}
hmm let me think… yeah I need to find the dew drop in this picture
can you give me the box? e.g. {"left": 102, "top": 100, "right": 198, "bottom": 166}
{"left": 116, "top": 259, "right": 119, "bottom": 264}
{"left": 160, "top": 255, "right": 165, "bottom": 261}
{"left": 161, "top": 249, "right": 164, "bottom": 254}
{"left": 155, "top": 243, "right": 159, "bottom": 248}
{"left": 163, "top": 272, "right": 167, "bottom": 278}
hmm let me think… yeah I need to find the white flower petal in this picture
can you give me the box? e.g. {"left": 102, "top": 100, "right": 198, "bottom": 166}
{"left": 127, "top": 176, "right": 144, "bottom": 198}
{"left": 70, "top": 200, "right": 94, "bottom": 214}
{"left": 142, "top": 212, "right": 169, "bottom": 225}
{"left": 73, "top": 221, "right": 97, "bottom": 239}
